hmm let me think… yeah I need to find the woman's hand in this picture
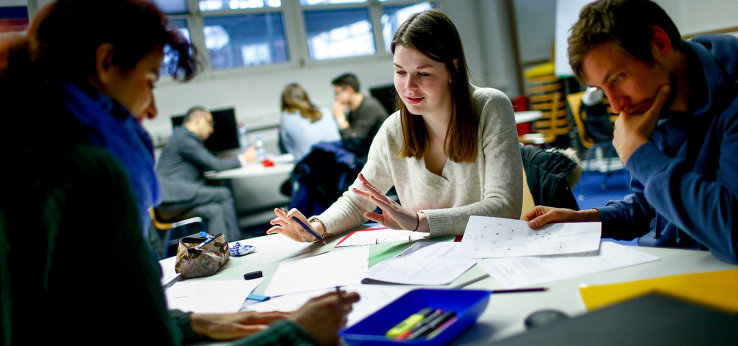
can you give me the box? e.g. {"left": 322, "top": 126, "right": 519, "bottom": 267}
{"left": 266, "top": 208, "right": 320, "bottom": 242}
{"left": 523, "top": 206, "right": 601, "bottom": 228}
{"left": 352, "top": 173, "right": 425, "bottom": 232}
{"left": 290, "top": 289, "right": 361, "bottom": 345}
{"left": 190, "top": 310, "right": 290, "bottom": 341}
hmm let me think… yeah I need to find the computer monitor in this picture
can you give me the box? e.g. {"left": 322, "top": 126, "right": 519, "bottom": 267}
{"left": 369, "top": 84, "right": 397, "bottom": 115}
{"left": 170, "top": 107, "right": 239, "bottom": 154}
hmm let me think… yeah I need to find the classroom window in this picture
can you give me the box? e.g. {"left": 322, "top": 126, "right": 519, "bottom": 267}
{"left": 204, "top": 13, "right": 289, "bottom": 69}
{"left": 154, "top": 0, "right": 188, "bottom": 14}
{"left": 0, "top": 6, "right": 29, "bottom": 33}
{"left": 300, "top": 0, "right": 366, "bottom": 4}
{"left": 381, "top": 2, "right": 437, "bottom": 52}
{"left": 153, "top": 0, "right": 439, "bottom": 73}
{"left": 304, "top": 8, "right": 375, "bottom": 60}
{"left": 160, "top": 18, "right": 191, "bottom": 76}
{"left": 199, "top": 0, "right": 282, "bottom": 11}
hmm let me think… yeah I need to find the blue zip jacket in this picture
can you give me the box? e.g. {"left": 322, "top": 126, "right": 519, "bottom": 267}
{"left": 597, "top": 34, "right": 738, "bottom": 264}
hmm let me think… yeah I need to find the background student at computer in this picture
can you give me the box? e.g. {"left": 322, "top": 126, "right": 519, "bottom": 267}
{"left": 267, "top": 9, "right": 523, "bottom": 242}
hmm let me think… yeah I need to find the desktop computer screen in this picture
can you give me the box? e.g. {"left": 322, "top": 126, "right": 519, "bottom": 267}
{"left": 170, "top": 107, "right": 239, "bottom": 154}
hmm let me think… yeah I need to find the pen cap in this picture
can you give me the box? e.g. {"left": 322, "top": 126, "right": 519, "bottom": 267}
{"left": 243, "top": 271, "right": 263, "bottom": 280}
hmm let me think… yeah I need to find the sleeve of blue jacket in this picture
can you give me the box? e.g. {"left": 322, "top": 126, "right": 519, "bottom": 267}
{"left": 603, "top": 121, "right": 738, "bottom": 263}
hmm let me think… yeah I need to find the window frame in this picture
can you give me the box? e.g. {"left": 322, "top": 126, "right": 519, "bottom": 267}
{"left": 157, "top": 0, "right": 441, "bottom": 82}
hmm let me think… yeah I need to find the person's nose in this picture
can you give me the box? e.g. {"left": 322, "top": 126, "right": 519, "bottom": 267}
{"left": 405, "top": 75, "right": 418, "bottom": 91}
{"left": 602, "top": 88, "right": 625, "bottom": 114}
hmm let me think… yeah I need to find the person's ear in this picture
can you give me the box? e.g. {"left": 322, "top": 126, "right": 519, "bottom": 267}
{"left": 95, "top": 43, "right": 116, "bottom": 86}
{"left": 450, "top": 58, "right": 459, "bottom": 84}
{"left": 650, "top": 25, "right": 672, "bottom": 56}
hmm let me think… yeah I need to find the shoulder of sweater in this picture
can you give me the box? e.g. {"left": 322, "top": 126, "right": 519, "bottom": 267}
{"left": 471, "top": 85, "right": 508, "bottom": 105}
{"left": 371, "top": 111, "right": 403, "bottom": 150}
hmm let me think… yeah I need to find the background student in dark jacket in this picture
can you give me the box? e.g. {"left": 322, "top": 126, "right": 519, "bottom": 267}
{"left": 156, "top": 106, "right": 257, "bottom": 241}
{"left": 331, "top": 73, "right": 389, "bottom": 156}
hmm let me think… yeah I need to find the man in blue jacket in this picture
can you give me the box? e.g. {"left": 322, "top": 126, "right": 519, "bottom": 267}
{"left": 524, "top": 0, "right": 738, "bottom": 264}
{"left": 156, "top": 106, "right": 256, "bottom": 241}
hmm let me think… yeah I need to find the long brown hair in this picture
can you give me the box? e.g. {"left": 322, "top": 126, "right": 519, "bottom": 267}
{"left": 281, "top": 83, "right": 322, "bottom": 122}
{"left": 391, "top": 10, "right": 477, "bottom": 162}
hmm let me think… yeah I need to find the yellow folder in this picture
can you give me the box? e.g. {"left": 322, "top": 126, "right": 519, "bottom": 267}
{"left": 579, "top": 268, "right": 738, "bottom": 313}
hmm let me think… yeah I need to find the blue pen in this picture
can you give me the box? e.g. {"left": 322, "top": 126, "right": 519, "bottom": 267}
{"left": 280, "top": 208, "right": 325, "bottom": 244}
{"left": 291, "top": 216, "right": 325, "bottom": 244}
{"left": 194, "top": 233, "right": 221, "bottom": 250}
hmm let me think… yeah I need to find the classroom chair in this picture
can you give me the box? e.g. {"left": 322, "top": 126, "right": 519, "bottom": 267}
{"left": 148, "top": 208, "right": 206, "bottom": 258}
{"left": 567, "top": 91, "right": 623, "bottom": 189}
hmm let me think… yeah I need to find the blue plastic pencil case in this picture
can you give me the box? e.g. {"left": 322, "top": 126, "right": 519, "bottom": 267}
{"left": 340, "top": 289, "right": 491, "bottom": 345}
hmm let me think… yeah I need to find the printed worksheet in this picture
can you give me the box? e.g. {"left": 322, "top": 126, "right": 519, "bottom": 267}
{"left": 476, "top": 241, "right": 660, "bottom": 288}
{"left": 245, "top": 284, "right": 409, "bottom": 327}
{"left": 363, "top": 242, "right": 477, "bottom": 285}
{"left": 458, "top": 216, "right": 601, "bottom": 258}
{"left": 264, "top": 246, "right": 370, "bottom": 296}
{"left": 335, "top": 227, "right": 429, "bottom": 247}
{"left": 166, "top": 278, "right": 263, "bottom": 313}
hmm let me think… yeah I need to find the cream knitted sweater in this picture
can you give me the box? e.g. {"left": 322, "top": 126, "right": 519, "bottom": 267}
{"left": 317, "top": 86, "right": 523, "bottom": 237}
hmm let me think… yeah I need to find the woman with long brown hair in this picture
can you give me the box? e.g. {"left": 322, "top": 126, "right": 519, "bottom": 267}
{"left": 279, "top": 82, "right": 341, "bottom": 162}
{"left": 269, "top": 10, "right": 522, "bottom": 242}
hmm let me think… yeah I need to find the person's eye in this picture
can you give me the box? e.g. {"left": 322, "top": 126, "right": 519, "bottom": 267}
{"left": 611, "top": 74, "right": 624, "bottom": 87}
{"left": 418, "top": 72, "right": 430, "bottom": 77}
{"left": 395, "top": 70, "right": 406, "bottom": 75}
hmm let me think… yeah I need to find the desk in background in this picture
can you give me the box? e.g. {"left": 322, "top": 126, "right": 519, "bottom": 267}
{"left": 159, "top": 233, "right": 736, "bottom": 344}
{"left": 205, "top": 159, "right": 294, "bottom": 229}
{"left": 514, "top": 110, "right": 543, "bottom": 136}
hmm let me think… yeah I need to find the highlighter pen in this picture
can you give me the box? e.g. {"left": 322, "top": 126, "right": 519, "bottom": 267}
{"left": 406, "top": 311, "right": 456, "bottom": 340}
{"left": 395, "top": 308, "right": 443, "bottom": 340}
{"left": 385, "top": 307, "right": 434, "bottom": 338}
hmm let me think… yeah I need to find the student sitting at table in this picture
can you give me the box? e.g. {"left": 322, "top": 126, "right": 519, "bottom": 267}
{"left": 0, "top": 0, "right": 358, "bottom": 344}
{"left": 524, "top": 0, "right": 738, "bottom": 264}
{"left": 267, "top": 10, "right": 522, "bottom": 242}
{"left": 279, "top": 82, "right": 341, "bottom": 162}
{"left": 156, "top": 105, "right": 258, "bottom": 242}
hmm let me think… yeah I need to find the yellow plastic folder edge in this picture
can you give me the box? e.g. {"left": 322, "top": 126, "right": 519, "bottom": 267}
{"left": 579, "top": 268, "right": 738, "bottom": 313}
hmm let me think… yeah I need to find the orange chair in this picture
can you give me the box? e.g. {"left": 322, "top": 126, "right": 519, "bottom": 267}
{"left": 566, "top": 92, "right": 623, "bottom": 188}
{"left": 149, "top": 208, "right": 206, "bottom": 258}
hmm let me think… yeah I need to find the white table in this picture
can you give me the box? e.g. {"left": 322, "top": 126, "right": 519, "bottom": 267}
{"left": 205, "top": 161, "right": 294, "bottom": 228}
{"left": 160, "top": 234, "right": 736, "bottom": 344}
{"left": 514, "top": 110, "right": 543, "bottom": 124}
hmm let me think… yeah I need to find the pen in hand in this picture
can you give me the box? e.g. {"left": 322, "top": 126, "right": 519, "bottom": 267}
{"left": 282, "top": 208, "right": 325, "bottom": 244}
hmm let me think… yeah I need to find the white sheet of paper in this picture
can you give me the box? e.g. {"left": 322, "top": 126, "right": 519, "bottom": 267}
{"left": 459, "top": 216, "right": 601, "bottom": 258}
{"left": 246, "top": 284, "right": 408, "bottom": 327}
{"left": 364, "top": 242, "right": 476, "bottom": 285}
{"left": 264, "top": 246, "right": 370, "bottom": 296}
{"left": 476, "top": 241, "right": 660, "bottom": 288}
{"left": 335, "top": 228, "right": 429, "bottom": 247}
{"left": 166, "top": 278, "right": 263, "bottom": 313}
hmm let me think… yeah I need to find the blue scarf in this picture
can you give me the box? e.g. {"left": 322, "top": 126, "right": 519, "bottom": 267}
{"left": 60, "top": 82, "right": 161, "bottom": 234}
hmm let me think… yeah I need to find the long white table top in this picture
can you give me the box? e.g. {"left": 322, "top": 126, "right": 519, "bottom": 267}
{"left": 159, "top": 233, "right": 736, "bottom": 344}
